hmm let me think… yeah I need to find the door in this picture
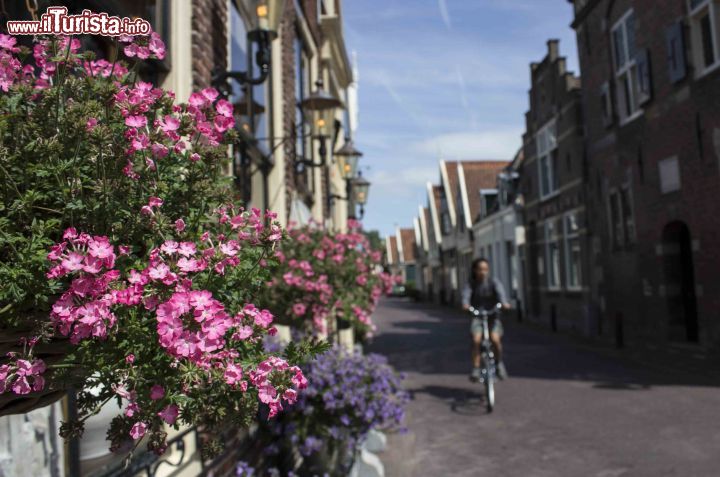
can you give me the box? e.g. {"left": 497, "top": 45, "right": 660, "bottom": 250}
{"left": 662, "top": 221, "right": 699, "bottom": 342}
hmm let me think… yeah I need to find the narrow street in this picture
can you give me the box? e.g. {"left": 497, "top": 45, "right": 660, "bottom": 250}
{"left": 368, "top": 298, "right": 720, "bottom": 477}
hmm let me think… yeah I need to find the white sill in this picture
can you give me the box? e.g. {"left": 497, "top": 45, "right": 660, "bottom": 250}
{"left": 695, "top": 60, "right": 720, "bottom": 79}
{"left": 546, "top": 286, "right": 562, "bottom": 292}
{"left": 565, "top": 286, "right": 584, "bottom": 293}
{"left": 618, "top": 110, "right": 643, "bottom": 126}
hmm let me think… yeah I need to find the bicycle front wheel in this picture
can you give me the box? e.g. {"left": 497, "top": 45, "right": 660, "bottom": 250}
{"left": 484, "top": 367, "right": 495, "bottom": 413}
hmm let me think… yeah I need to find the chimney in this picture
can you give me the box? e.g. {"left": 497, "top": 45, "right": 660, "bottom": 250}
{"left": 547, "top": 39, "right": 560, "bottom": 61}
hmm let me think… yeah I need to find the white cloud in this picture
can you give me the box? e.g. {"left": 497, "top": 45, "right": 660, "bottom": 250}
{"left": 438, "top": 0, "right": 452, "bottom": 30}
{"left": 410, "top": 129, "right": 523, "bottom": 160}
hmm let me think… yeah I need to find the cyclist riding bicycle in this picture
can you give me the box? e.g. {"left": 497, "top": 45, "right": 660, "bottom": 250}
{"left": 461, "top": 257, "right": 511, "bottom": 382}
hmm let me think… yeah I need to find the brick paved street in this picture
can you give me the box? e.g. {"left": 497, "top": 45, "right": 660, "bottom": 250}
{"left": 367, "top": 298, "right": 720, "bottom": 477}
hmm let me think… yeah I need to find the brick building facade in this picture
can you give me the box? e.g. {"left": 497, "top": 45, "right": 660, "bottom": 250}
{"left": 571, "top": 0, "right": 720, "bottom": 349}
{"left": 518, "top": 40, "right": 596, "bottom": 335}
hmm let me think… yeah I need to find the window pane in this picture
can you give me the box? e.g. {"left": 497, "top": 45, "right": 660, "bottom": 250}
{"left": 540, "top": 156, "right": 551, "bottom": 196}
{"left": 700, "top": 12, "right": 716, "bottom": 68}
{"left": 620, "top": 188, "right": 635, "bottom": 242}
{"left": 537, "top": 129, "right": 547, "bottom": 156}
{"left": 566, "top": 213, "right": 579, "bottom": 234}
{"left": 547, "top": 121, "right": 557, "bottom": 150}
{"left": 549, "top": 241, "right": 560, "bottom": 287}
{"left": 622, "top": 74, "right": 633, "bottom": 117}
{"left": 230, "top": 6, "right": 248, "bottom": 96}
{"left": 625, "top": 13, "right": 637, "bottom": 59}
{"left": 613, "top": 26, "right": 626, "bottom": 69}
{"left": 568, "top": 237, "right": 582, "bottom": 287}
{"left": 551, "top": 150, "right": 559, "bottom": 191}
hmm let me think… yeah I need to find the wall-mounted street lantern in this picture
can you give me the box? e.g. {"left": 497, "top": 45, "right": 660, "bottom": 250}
{"left": 212, "top": 0, "right": 285, "bottom": 94}
{"left": 297, "top": 80, "right": 343, "bottom": 167}
{"left": 351, "top": 170, "right": 371, "bottom": 219}
{"left": 334, "top": 138, "right": 362, "bottom": 180}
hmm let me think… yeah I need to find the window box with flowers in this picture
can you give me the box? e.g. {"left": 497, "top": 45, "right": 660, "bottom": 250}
{"left": 0, "top": 33, "right": 324, "bottom": 458}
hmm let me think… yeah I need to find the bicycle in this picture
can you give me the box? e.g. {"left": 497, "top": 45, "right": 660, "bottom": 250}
{"left": 468, "top": 303, "right": 502, "bottom": 413}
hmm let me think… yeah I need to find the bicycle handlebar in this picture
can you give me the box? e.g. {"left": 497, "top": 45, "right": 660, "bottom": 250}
{"left": 468, "top": 303, "right": 502, "bottom": 317}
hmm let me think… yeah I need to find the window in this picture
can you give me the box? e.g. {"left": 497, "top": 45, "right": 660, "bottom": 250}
{"left": 439, "top": 194, "right": 452, "bottom": 234}
{"left": 612, "top": 10, "right": 642, "bottom": 123}
{"left": 620, "top": 187, "right": 636, "bottom": 243}
{"left": 688, "top": 0, "right": 720, "bottom": 76}
{"left": 536, "top": 119, "right": 559, "bottom": 198}
{"left": 666, "top": 22, "right": 688, "bottom": 83}
{"left": 564, "top": 212, "right": 582, "bottom": 289}
{"left": 294, "top": 33, "right": 311, "bottom": 167}
{"left": 545, "top": 220, "right": 561, "bottom": 289}
{"left": 600, "top": 82, "right": 613, "bottom": 127}
{"left": 456, "top": 188, "right": 466, "bottom": 232}
{"left": 608, "top": 187, "right": 636, "bottom": 249}
{"left": 480, "top": 189, "right": 498, "bottom": 218}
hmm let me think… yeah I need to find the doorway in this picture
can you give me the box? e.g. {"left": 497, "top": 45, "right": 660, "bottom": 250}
{"left": 662, "top": 221, "right": 699, "bottom": 342}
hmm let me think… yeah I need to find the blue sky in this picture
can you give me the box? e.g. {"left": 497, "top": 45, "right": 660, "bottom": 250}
{"left": 342, "top": 0, "right": 578, "bottom": 237}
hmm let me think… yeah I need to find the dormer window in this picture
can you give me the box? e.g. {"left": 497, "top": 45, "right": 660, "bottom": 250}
{"left": 479, "top": 189, "right": 498, "bottom": 219}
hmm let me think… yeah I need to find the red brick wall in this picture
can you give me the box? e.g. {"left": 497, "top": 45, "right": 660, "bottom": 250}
{"left": 191, "top": 0, "right": 228, "bottom": 89}
{"left": 573, "top": 0, "right": 720, "bottom": 347}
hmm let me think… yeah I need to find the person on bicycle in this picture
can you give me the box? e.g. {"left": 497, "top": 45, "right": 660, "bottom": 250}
{"left": 461, "top": 257, "right": 511, "bottom": 382}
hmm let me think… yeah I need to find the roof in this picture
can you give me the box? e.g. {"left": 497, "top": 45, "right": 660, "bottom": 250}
{"left": 440, "top": 161, "right": 460, "bottom": 226}
{"left": 386, "top": 236, "right": 399, "bottom": 265}
{"left": 458, "top": 161, "right": 510, "bottom": 226}
{"left": 398, "top": 228, "right": 416, "bottom": 263}
{"left": 426, "top": 182, "right": 443, "bottom": 243}
{"left": 419, "top": 206, "right": 431, "bottom": 251}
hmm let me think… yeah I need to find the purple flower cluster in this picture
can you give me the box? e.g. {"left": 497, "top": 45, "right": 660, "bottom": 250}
{"left": 296, "top": 347, "right": 409, "bottom": 450}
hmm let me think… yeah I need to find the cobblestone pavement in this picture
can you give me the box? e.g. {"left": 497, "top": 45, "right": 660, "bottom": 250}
{"left": 367, "top": 298, "right": 720, "bottom": 477}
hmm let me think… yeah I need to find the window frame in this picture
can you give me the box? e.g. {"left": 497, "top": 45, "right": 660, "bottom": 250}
{"left": 688, "top": 0, "right": 720, "bottom": 77}
{"left": 612, "top": 9, "right": 643, "bottom": 125}
{"left": 563, "top": 211, "right": 583, "bottom": 290}
{"left": 536, "top": 119, "right": 559, "bottom": 200}
{"left": 544, "top": 219, "right": 562, "bottom": 290}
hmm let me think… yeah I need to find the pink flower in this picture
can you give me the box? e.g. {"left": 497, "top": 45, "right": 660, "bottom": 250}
{"left": 189, "top": 153, "right": 201, "bottom": 162}
{"left": 215, "top": 99, "right": 233, "bottom": 117}
{"left": 130, "top": 422, "right": 148, "bottom": 440}
{"left": 257, "top": 383, "right": 277, "bottom": 404}
{"left": 292, "top": 303, "right": 307, "bottom": 317}
{"left": 200, "top": 87, "right": 219, "bottom": 103}
{"left": 148, "top": 196, "right": 164, "bottom": 208}
{"left": 149, "top": 32, "right": 166, "bottom": 60}
{"left": 12, "top": 376, "right": 31, "bottom": 395}
{"left": 158, "top": 115, "right": 180, "bottom": 133}
{"left": 224, "top": 363, "right": 243, "bottom": 385}
{"left": 233, "top": 325, "right": 253, "bottom": 340}
{"left": 291, "top": 368, "right": 308, "bottom": 390}
{"left": 125, "top": 115, "right": 147, "bottom": 128}
{"left": 158, "top": 404, "right": 179, "bottom": 424}
{"left": 282, "top": 389, "right": 298, "bottom": 405}
{"left": 86, "top": 117, "right": 98, "bottom": 131}
{"left": 125, "top": 354, "right": 135, "bottom": 364}
{"left": 175, "top": 219, "right": 186, "bottom": 232}
{"left": 0, "top": 34, "right": 18, "bottom": 50}
{"left": 213, "top": 115, "right": 234, "bottom": 133}
{"left": 151, "top": 143, "right": 169, "bottom": 158}
{"left": 150, "top": 384, "right": 165, "bottom": 400}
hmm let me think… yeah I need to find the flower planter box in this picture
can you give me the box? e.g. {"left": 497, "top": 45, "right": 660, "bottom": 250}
{"left": 0, "top": 323, "right": 71, "bottom": 417}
